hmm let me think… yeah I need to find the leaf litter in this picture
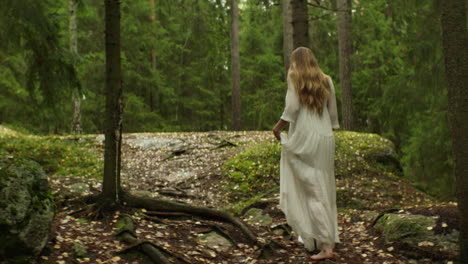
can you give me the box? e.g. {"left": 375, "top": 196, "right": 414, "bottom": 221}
{"left": 42, "top": 131, "right": 457, "bottom": 264}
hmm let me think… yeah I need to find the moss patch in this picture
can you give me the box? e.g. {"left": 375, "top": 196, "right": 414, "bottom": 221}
{"left": 0, "top": 129, "right": 102, "bottom": 179}
{"left": 223, "top": 140, "right": 280, "bottom": 209}
{"left": 223, "top": 131, "right": 432, "bottom": 212}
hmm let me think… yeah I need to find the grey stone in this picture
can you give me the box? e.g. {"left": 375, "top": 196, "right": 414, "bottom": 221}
{"left": 373, "top": 213, "right": 459, "bottom": 257}
{"left": 127, "top": 137, "right": 185, "bottom": 150}
{"left": 69, "top": 182, "right": 90, "bottom": 193}
{"left": 0, "top": 155, "right": 55, "bottom": 262}
{"left": 243, "top": 208, "right": 273, "bottom": 226}
{"left": 197, "top": 231, "right": 233, "bottom": 251}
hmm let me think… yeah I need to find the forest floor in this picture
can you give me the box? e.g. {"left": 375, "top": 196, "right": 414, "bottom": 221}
{"left": 40, "top": 131, "right": 458, "bottom": 264}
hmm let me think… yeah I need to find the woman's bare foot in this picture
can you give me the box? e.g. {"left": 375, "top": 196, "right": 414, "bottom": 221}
{"left": 310, "top": 250, "right": 334, "bottom": 260}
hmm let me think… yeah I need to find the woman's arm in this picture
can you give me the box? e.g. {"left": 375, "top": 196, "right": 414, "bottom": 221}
{"left": 272, "top": 119, "right": 289, "bottom": 141}
{"left": 327, "top": 78, "right": 340, "bottom": 129}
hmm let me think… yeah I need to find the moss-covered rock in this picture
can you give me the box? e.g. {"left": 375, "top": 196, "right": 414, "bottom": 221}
{"left": 223, "top": 131, "right": 427, "bottom": 212}
{"left": 334, "top": 131, "right": 401, "bottom": 176}
{"left": 243, "top": 208, "right": 273, "bottom": 226}
{"left": 0, "top": 153, "right": 55, "bottom": 263}
{"left": 0, "top": 128, "right": 102, "bottom": 179}
{"left": 374, "top": 213, "right": 435, "bottom": 244}
{"left": 373, "top": 213, "right": 459, "bottom": 259}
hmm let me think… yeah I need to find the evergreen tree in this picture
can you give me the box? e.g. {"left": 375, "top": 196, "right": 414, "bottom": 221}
{"left": 337, "top": 0, "right": 354, "bottom": 130}
{"left": 230, "top": 0, "right": 242, "bottom": 130}
{"left": 440, "top": 0, "right": 468, "bottom": 260}
{"left": 102, "top": 0, "right": 123, "bottom": 202}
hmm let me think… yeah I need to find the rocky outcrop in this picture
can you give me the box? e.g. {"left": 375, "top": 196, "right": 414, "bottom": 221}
{"left": 0, "top": 153, "right": 55, "bottom": 263}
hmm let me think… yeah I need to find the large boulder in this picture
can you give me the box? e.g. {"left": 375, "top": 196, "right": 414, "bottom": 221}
{"left": 0, "top": 153, "right": 55, "bottom": 263}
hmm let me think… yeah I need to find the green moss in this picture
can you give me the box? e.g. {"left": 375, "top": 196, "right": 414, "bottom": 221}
{"left": 375, "top": 214, "right": 435, "bottom": 244}
{"left": 223, "top": 141, "right": 280, "bottom": 204}
{"left": 228, "top": 186, "right": 279, "bottom": 215}
{"left": 334, "top": 131, "right": 401, "bottom": 177}
{"left": 223, "top": 131, "right": 407, "bottom": 211}
{"left": 0, "top": 131, "right": 102, "bottom": 179}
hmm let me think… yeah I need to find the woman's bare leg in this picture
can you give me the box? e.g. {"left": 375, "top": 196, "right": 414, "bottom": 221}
{"left": 310, "top": 243, "right": 334, "bottom": 260}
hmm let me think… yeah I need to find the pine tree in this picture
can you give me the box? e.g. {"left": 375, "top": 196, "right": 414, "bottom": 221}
{"left": 102, "top": 0, "right": 123, "bottom": 202}
{"left": 440, "top": 0, "right": 468, "bottom": 261}
{"left": 337, "top": 0, "right": 354, "bottom": 130}
{"left": 230, "top": 0, "right": 241, "bottom": 130}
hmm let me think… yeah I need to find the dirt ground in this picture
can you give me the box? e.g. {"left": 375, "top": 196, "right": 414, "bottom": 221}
{"left": 42, "top": 131, "right": 459, "bottom": 264}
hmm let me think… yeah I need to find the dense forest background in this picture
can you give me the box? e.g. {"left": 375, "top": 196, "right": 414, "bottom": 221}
{"left": 0, "top": 0, "right": 453, "bottom": 199}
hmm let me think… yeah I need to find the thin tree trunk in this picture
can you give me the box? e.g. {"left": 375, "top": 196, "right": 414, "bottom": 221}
{"left": 103, "top": 0, "right": 123, "bottom": 202}
{"left": 337, "top": 0, "right": 354, "bottom": 130}
{"left": 281, "top": 0, "right": 293, "bottom": 74}
{"left": 291, "top": 0, "right": 309, "bottom": 49}
{"left": 69, "top": 0, "right": 82, "bottom": 133}
{"left": 441, "top": 0, "right": 468, "bottom": 262}
{"left": 149, "top": 0, "right": 156, "bottom": 112}
{"left": 230, "top": 0, "right": 241, "bottom": 131}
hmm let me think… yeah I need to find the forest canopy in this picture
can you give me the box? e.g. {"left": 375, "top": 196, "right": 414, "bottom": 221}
{"left": 0, "top": 0, "right": 453, "bottom": 199}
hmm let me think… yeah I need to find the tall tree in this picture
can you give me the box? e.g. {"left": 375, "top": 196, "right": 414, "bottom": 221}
{"left": 291, "top": 0, "right": 309, "bottom": 48}
{"left": 230, "top": 0, "right": 241, "bottom": 130}
{"left": 69, "top": 0, "right": 82, "bottom": 133}
{"left": 281, "top": 0, "right": 293, "bottom": 73}
{"left": 337, "top": 0, "right": 354, "bottom": 130}
{"left": 149, "top": 0, "right": 156, "bottom": 112}
{"left": 440, "top": 0, "right": 468, "bottom": 261}
{"left": 102, "top": 0, "right": 123, "bottom": 202}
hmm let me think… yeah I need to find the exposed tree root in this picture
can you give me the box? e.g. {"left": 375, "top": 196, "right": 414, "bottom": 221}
{"left": 116, "top": 214, "right": 179, "bottom": 264}
{"left": 121, "top": 192, "right": 258, "bottom": 243}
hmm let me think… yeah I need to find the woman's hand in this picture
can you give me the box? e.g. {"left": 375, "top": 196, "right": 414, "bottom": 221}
{"left": 272, "top": 119, "right": 289, "bottom": 141}
{"left": 273, "top": 128, "right": 281, "bottom": 141}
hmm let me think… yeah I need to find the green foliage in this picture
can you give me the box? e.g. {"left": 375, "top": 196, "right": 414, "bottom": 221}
{"left": 0, "top": 0, "right": 80, "bottom": 134}
{"left": 334, "top": 131, "right": 400, "bottom": 177}
{"left": 223, "top": 140, "right": 281, "bottom": 202}
{"left": 240, "top": 0, "right": 285, "bottom": 130}
{"left": 0, "top": 0, "right": 454, "bottom": 199}
{"left": 350, "top": 0, "right": 453, "bottom": 199}
{"left": 0, "top": 129, "right": 101, "bottom": 178}
{"left": 223, "top": 131, "right": 409, "bottom": 211}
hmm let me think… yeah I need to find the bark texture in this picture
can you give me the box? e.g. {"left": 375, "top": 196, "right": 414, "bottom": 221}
{"left": 337, "top": 0, "right": 354, "bottom": 130}
{"left": 149, "top": 0, "right": 156, "bottom": 112}
{"left": 230, "top": 0, "right": 241, "bottom": 130}
{"left": 281, "top": 0, "right": 294, "bottom": 74}
{"left": 103, "top": 0, "right": 123, "bottom": 202}
{"left": 441, "top": 0, "right": 468, "bottom": 262}
{"left": 122, "top": 193, "right": 257, "bottom": 243}
{"left": 69, "top": 0, "right": 82, "bottom": 133}
{"left": 291, "top": 0, "right": 309, "bottom": 49}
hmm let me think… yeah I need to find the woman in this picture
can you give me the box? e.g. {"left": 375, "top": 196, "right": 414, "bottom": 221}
{"left": 272, "top": 47, "right": 340, "bottom": 261}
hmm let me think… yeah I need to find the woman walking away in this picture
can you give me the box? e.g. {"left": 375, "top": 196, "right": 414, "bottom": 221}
{"left": 272, "top": 47, "right": 340, "bottom": 261}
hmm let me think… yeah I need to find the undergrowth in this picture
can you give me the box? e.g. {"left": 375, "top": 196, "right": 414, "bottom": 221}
{"left": 223, "top": 131, "right": 408, "bottom": 213}
{"left": 0, "top": 129, "right": 102, "bottom": 179}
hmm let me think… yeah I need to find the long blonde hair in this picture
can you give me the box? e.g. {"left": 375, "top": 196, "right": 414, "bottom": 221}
{"left": 288, "top": 47, "right": 330, "bottom": 116}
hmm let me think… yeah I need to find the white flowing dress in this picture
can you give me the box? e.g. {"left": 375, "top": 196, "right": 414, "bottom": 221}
{"left": 279, "top": 77, "right": 340, "bottom": 251}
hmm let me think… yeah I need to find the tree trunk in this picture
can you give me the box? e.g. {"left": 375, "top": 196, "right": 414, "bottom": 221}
{"left": 337, "top": 0, "right": 354, "bottom": 130}
{"left": 230, "top": 0, "right": 241, "bottom": 131}
{"left": 149, "top": 0, "right": 156, "bottom": 112}
{"left": 281, "top": 0, "right": 293, "bottom": 74}
{"left": 103, "top": 0, "right": 123, "bottom": 202}
{"left": 440, "top": 0, "right": 468, "bottom": 262}
{"left": 291, "top": 0, "right": 309, "bottom": 49}
{"left": 69, "top": 0, "right": 82, "bottom": 133}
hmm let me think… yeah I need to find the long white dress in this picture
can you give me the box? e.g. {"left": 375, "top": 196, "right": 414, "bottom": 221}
{"left": 279, "top": 77, "right": 340, "bottom": 251}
